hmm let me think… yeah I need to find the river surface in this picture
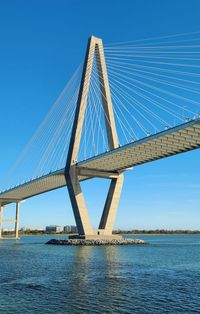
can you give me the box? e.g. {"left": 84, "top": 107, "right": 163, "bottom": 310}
{"left": 0, "top": 235, "right": 200, "bottom": 313}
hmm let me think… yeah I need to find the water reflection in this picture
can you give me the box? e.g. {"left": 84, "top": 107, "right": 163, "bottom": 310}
{"left": 63, "top": 246, "right": 129, "bottom": 313}
{"left": 1, "top": 236, "right": 200, "bottom": 313}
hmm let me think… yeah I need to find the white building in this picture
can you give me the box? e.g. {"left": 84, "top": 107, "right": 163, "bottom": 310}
{"left": 46, "top": 225, "right": 63, "bottom": 233}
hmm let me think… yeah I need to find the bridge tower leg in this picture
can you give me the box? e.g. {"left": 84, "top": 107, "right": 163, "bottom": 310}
{"left": 98, "top": 174, "right": 124, "bottom": 236}
{"left": 65, "top": 36, "right": 124, "bottom": 239}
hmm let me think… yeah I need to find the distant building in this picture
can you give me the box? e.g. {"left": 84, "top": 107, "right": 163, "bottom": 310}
{"left": 63, "top": 225, "right": 71, "bottom": 233}
{"left": 63, "top": 225, "right": 78, "bottom": 233}
{"left": 46, "top": 225, "right": 63, "bottom": 233}
{"left": 70, "top": 225, "right": 77, "bottom": 233}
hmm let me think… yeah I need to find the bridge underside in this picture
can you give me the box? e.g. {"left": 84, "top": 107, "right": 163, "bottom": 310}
{"left": 79, "top": 117, "right": 200, "bottom": 172}
{"left": 0, "top": 117, "right": 199, "bottom": 207}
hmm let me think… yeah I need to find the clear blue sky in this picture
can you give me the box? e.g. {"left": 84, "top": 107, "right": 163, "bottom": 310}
{"left": 0, "top": 0, "right": 200, "bottom": 230}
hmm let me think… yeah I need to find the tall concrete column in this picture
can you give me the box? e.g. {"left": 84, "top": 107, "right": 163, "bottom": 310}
{"left": 15, "top": 202, "right": 20, "bottom": 239}
{"left": 67, "top": 166, "right": 94, "bottom": 236}
{"left": 0, "top": 204, "right": 3, "bottom": 238}
{"left": 99, "top": 174, "right": 124, "bottom": 235}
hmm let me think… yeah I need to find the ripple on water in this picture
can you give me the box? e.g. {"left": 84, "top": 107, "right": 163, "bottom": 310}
{"left": 0, "top": 235, "right": 200, "bottom": 313}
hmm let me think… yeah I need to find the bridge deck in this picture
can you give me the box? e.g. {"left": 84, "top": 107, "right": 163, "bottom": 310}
{"left": 79, "top": 117, "right": 200, "bottom": 171}
{"left": 0, "top": 118, "right": 200, "bottom": 206}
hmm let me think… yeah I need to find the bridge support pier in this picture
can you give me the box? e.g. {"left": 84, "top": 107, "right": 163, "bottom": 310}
{"left": 0, "top": 201, "right": 20, "bottom": 240}
{"left": 0, "top": 204, "right": 3, "bottom": 238}
{"left": 66, "top": 167, "right": 124, "bottom": 240}
{"left": 15, "top": 202, "right": 20, "bottom": 239}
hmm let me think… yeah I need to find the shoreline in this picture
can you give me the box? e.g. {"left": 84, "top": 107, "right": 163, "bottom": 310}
{"left": 121, "top": 233, "right": 200, "bottom": 236}
{"left": 2, "top": 233, "right": 200, "bottom": 237}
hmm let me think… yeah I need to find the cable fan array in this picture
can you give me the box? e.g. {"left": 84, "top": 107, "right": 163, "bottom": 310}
{"left": 104, "top": 31, "right": 200, "bottom": 144}
{"left": 2, "top": 31, "right": 200, "bottom": 192}
{"left": 1, "top": 66, "right": 82, "bottom": 191}
{"left": 78, "top": 52, "right": 110, "bottom": 161}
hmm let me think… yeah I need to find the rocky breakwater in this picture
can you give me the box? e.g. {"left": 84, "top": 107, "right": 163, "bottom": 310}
{"left": 46, "top": 238, "right": 147, "bottom": 246}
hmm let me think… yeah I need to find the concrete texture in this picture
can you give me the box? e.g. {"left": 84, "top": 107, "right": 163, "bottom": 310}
{"left": 65, "top": 36, "right": 124, "bottom": 239}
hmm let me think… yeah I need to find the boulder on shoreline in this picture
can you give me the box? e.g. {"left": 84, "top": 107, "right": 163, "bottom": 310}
{"left": 46, "top": 238, "right": 147, "bottom": 246}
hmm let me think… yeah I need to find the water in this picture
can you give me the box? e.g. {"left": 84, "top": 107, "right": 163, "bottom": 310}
{"left": 0, "top": 235, "right": 200, "bottom": 313}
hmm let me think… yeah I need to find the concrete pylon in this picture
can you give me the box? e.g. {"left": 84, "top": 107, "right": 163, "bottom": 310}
{"left": 65, "top": 36, "right": 124, "bottom": 239}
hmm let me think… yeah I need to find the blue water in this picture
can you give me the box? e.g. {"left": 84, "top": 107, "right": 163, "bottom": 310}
{"left": 0, "top": 235, "right": 200, "bottom": 313}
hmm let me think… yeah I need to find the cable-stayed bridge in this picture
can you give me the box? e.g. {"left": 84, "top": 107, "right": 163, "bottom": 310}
{"left": 0, "top": 33, "right": 200, "bottom": 239}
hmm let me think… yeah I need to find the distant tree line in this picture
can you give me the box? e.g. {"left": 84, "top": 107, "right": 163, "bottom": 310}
{"left": 2, "top": 229, "right": 200, "bottom": 236}
{"left": 2, "top": 229, "right": 77, "bottom": 236}
{"left": 113, "top": 229, "right": 200, "bottom": 234}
